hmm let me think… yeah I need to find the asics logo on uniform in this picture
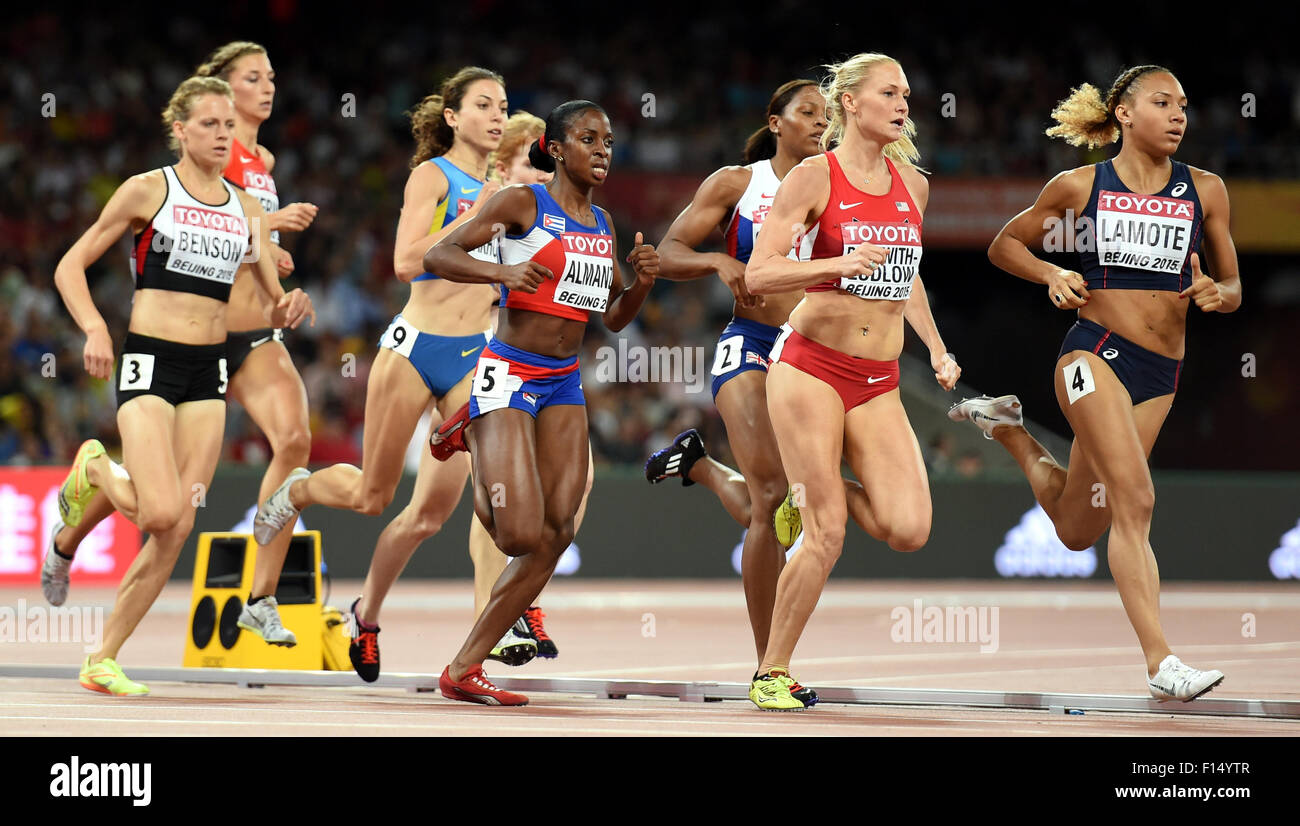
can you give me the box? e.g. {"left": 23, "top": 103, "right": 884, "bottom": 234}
{"left": 1102, "top": 348, "right": 1119, "bottom": 359}
{"left": 867, "top": 376, "right": 888, "bottom": 384}
{"left": 839, "top": 201, "right": 864, "bottom": 210}
{"left": 1170, "top": 182, "right": 1188, "bottom": 198}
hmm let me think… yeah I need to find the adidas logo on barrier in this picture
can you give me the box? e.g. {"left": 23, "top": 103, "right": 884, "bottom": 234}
{"left": 994, "top": 504, "right": 1097, "bottom": 578}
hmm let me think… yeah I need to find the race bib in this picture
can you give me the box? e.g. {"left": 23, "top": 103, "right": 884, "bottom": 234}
{"left": 837, "top": 221, "right": 922, "bottom": 301}
{"left": 1095, "top": 191, "right": 1194, "bottom": 275}
{"left": 553, "top": 232, "right": 613, "bottom": 313}
{"left": 380, "top": 317, "right": 418, "bottom": 358}
{"left": 711, "top": 334, "right": 745, "bottom": 376}
{"left": 166, "top": 205, "right": 247, "bottom": 284}
{"left": 472, "top": 358, "right": 520, "bottom": 401}
{"left": 119, "top": 353, "right": 156, "bottom": 391}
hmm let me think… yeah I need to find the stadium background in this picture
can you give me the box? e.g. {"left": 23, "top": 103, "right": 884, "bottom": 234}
{"left": 1, "top": 4, "right": 1297, "bottom": 581}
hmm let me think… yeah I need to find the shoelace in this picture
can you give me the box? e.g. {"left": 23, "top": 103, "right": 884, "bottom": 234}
{"left": 355, "top": 629, "right": 379, "bottom": 664}
{"left": 524, "top": 609, "right": 551, "bottom": 642}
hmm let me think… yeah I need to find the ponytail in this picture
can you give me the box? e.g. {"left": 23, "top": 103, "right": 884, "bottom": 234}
{"left": 407, "top": 66, "right": 505, "bottom": 167}
{"left": 1046, "top": 65, "right": 1173, "bottom": 149}
{"left": 743, "top": 79, "right": 817, "bottom": 164}
{"left": 529, "top": 100, "right": 607, "bottom": 175}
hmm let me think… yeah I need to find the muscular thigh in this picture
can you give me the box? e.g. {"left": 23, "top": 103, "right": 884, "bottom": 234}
{"left": 765, "top": 362, "right": 846, "bottom": 519}
{"left": 228, "top": 342, "right": 310, "bottom": 438}
{"left": 534, "top": 405, "right": 588, "bottom": 529}
{"left": 468, "top": 408, "right": 542, "bottom": 523}
{"left": 117, "top": 396, "right": 181, "bottom": 507}
{"left": 172, "top": 400, "right": 227, "bottom": 503}
{"left": 715, "top": 370, "right": 786, "bottom": 491}
{"left": 1053, "top": 352, "right": 1156, "bottom": 494}
{"left": 842, "top": 390, "right": 929, "bottom": 519}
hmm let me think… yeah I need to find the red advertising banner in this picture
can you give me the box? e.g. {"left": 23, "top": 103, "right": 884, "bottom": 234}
{"left": 0, "top": 468, "right": 140, "bottom": 586}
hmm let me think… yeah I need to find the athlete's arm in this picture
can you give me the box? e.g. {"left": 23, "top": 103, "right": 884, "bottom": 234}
{"left": 896, "top": 170, "right": 959, "bottom": 389}
{"left": 657, "top": 167, "right": 760, "bottom": 307}
{"left": 395, "top": 163, "right": 502, "bottom": 281}
{"left": 239, "top": 193, "right": 315, "bottom": 329}
{"left": 52, "top": 172, "right": 159, "bottom": 379}
{"left": 423, "top": 185, "right": 547, "bottom": 292}
{"left": 603, "top": 210, "right": 658, "bottom": 332}
{"left": 989, "top": 167, "right": 1093, "bottom": 309}
{"left": 745, "top": 158, "right": 888, "bottom": 294}
{"left": 1179, "top": 171, "right": 1241, "bottom": 313}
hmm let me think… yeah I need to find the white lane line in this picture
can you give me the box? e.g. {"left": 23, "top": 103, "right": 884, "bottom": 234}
{"left": 811, "top": 655, "right": 1300, "bottom": 686}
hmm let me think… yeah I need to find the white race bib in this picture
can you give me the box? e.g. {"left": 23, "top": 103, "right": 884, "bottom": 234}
{"left": 837, "top": 221, "right": 922, "bottom": 301}
{"left": 553, "top": 232, "right": 613, "bottom": 313}
{"left": 1095, "top": 190, "right": 1194, "bottom": 275}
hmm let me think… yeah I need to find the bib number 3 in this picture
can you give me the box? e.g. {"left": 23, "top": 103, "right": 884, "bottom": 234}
{"left": 118, "top": 353, "right": 156, "bottom": 392}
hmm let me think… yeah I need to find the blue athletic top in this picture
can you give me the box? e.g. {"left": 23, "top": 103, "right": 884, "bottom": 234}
{"left": 413, "top": 156, "right": 487, "bottom": 282}
{"left": 1079, "top": 159, "right": 1205, "bottom": 292}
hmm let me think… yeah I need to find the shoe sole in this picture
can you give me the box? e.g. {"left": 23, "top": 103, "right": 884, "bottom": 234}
{"left": 440, "top": 685, "right": 528, "bottom": 706}
{"left": 349, "top": 658, "right": 381, "bottom": 683}
{"left": 486, "top": 643, "right": 538, "bottom": 667}
{"left": 236, "top": 620, "right": 298, "bottom": 647}
{"left": 79, "top": 678, "right": 148, "bottom": 697}
{"left": 752, "top": 702, "right": 806, "bottom": 712}
{"left": 1152, "top": 676, "right": 1225, "bottom": 703}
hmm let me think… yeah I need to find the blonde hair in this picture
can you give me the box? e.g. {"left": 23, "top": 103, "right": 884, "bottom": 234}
{"left": 820, "top": 53, "right": 922, "bottom": 169}
{"left": 161, "top": 76, "right": 233, "bottom": 153}
{"left": 1046, "top": 65, "right": 1174, "bottom": 149}
{"left": 490, "top": 111, "right": 546, "bottom": 180}
{"left": 195, "top": 41, "right": 268, "bottom": 81}
{"left": 408, "top": 66, "right": 506, "bottom": 168}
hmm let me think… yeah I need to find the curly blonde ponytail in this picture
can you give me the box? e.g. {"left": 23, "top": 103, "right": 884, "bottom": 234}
{"left": 1046, "top": 65, "right": 1173, "bottom": 149}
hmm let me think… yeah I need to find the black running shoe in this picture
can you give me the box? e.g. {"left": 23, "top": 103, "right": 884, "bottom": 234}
{"left": 347, "top": 597, "right": 381, "bottom": 682}
{"left": 644, "top": 429, "right": 706, "bottom": 487}
{"left": 522, "top": 606, "right": 558, "bottom": 658}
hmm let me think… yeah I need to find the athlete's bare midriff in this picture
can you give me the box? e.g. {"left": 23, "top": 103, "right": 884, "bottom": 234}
{"left": 786, "top": 290, "right": 906, "bottom": 361}
{"left": 403, "top": 278, "right": 497, "bottom": 336}
{"left": 130, "top": 289, "right": 228, "bottom": 345}
{"left": 1079, "top": 289, "right": 1188, "bottom": 359}
{"left": 735, "top": 288, "right": 804, "bottom": 329}
{"left": 495, "top": 307, "right": 587, "bottom": 360}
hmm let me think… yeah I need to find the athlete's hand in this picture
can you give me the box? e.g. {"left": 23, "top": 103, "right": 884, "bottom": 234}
{"left": 1178, "top": 254, "right": 1222, "bottom": 312}
{"left": 837, "top": 243, "right": 890, "bottom": 279}
{"left": 470, "top": 182, "right": 502, "bottom": 213}
{"left": 270, "top": 243, "right": 295, "bottom": 277}
{"left": 501, "top": 261, "right": 551, "bottom": 293}
{"left": 83, "top": 326, "right": 114, "bottom": 381}
{"left": 272, "top": 288, "right": 316, "bottom": 329}
{"left": 1046, "top": 268, "right": 1089, "bottom": 309}
{"left": 627, "top": 232, "right": 659, "bottom": 286}
{"left": 932, "top": 350, "right": 961, "bottom": 391}
{"left": 272, "top": 203, "right": 319, "bottom": 233}
{"left": 718, "top": 255, "right": 763, "bottom": 309}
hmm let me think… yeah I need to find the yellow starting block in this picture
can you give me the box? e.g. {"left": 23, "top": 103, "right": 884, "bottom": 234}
{"left": 184, "top": 532, "right": 349, "bottom": 670}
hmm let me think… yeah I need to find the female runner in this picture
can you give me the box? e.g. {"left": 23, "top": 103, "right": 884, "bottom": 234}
{"left": 949, "top": 65, "right": 1236, "bottom": 701}
{"left": 425, "top": 100, "right": 659, "bottom": 705}
{"left": 42, "top": 43, "right": 320, "bottom": 651}
{"left": 744, "top": 53, "right": 960, "bottom": 710}
{"left": 53, "top": 76, "right": 313, "bottom": 694}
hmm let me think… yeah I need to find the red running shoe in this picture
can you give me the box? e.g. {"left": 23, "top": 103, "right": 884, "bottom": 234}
{"left": 439, "top": 665, "right": 528, "bottom": 706}
{"left": 429, "top": 402, "right": 471, "bottom": 461}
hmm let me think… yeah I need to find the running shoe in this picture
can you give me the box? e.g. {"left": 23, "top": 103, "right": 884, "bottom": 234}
{"left": 487, "top": 617, "right": 539, "bottom": 666}
{"left": 236, "top": 596, "right": 297, "bottom": 647}
{"left": 79, "top": 656, "right": 149, "bottom": 697}
{"left": 644, "top": 428, "right": 706, "bottom": 487}
{"left": 41, "top": 518, "right": 71, "bottom": 607}
{"left": 1147, "top": 655, "right": 1225, "bottom": 702}
{"left": 947, "top": 394, "right": 1023, "bottom": 440}
{"left": 253, "top": 467, "right": 310, "bottom": 546}
{"left": 754, "top": 670, "right": 819, "bottom": 708}
{"left": 58, "top": 439, "right": 106, "bottom": 527}
{"left": 749, "top": 669, "right": 805, "bottom": 711}
{"left": 439, "top": 664, "right": 528, "bottom": 706}
{"left": 522, "top": 606, "right": 557, "bottom": 658}
{"left": 429, "top": 402, "right": 471, "bottom": 461}
{"left": 347, "top": 597, "right": 381, "bottom": 683}
{"left": 774, "top": 486, "right": 803, "bottom": 549}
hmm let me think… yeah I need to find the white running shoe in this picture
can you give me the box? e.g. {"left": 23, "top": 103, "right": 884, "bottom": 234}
{"left": 486, "top": 617, "right": 538, "bottom": 667}
{"left": 253, "top": 467, "right": 310, "bottom": 546}
{"left": 236, "top": 596, "right": 298, "bottom": 647}
{"left": 947, "top": 394, "right": 1024, "bottom": 440}
{"left": 1147, "top": 655, "right": 1225, "bottom": 702}
{"left": 41, "top": 518, "right": 71, "bottom": 606}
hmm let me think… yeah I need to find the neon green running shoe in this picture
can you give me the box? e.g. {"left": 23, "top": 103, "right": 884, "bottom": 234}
{"left": 774, "top": 487, "right": 803, "bottom": 549}
{"left": 79, "top": 657, "right": 149, "bottom": 697}
{"left": 749, "top": 670, "right": 805, "bottom": 711}
{"left": 58, "top": 439, "right": 106, "bottom": 527}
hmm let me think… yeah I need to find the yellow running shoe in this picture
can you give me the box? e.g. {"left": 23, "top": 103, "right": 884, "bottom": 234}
{"left": 749, "top": 670, "right": 805, "bottom": 711}
{"left": 79, "top": 657, "right": 149, "bottom": 697}
{"left": 58, "top": 439, "right": 106, "bottom": 527}
{"left": 774, "top": 487, "right": 802, "bottom": 549}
